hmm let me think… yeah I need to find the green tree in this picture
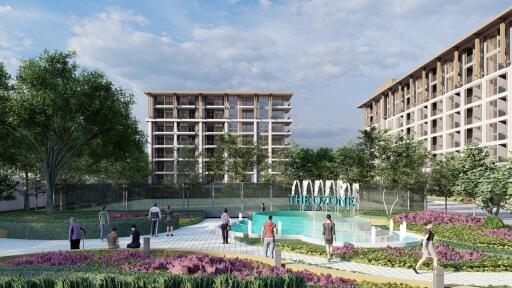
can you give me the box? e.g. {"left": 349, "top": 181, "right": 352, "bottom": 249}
{"left": 454, "top": 145, "right": 492, "bottom": 206}
{"left": 333, "top": 142, "right": 370, "bottom": 184}
{"left": 176, "top": 141, "right": 200, "bottom": 187}
{"left": 375, "top": 133, "right": 428, "bottom": 215}
{"left": 477, "top": 162, "right": 512, "bottom": 215}
{"left": 0, "top": 50, "right": 145, "bottom": 212}
{"left": 208, "top": 134, "right": 265, "bottom": 183}
{"left": 428, "top": 154, "right": 462, "bottom": 212}
{"left": 0, "top": 168, "right": 17, "bottom": 201}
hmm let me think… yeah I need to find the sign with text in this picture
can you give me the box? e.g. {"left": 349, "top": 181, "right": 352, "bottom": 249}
{"left": 288, "top": 194, "right": 356, "bottom": 209}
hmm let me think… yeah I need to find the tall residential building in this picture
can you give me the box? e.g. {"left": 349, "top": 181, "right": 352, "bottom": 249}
{"left": 146, "top": 91, "right": 293, "bottom": 184}
{"left": 359, "top": 8, "right": 512, "bottom": 162}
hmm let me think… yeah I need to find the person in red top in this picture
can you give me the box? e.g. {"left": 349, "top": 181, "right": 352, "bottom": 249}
{"left": 260, "top": 215, "right": 276, "bottom": 258}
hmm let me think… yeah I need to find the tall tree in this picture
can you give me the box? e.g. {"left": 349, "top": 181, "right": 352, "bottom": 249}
{"left": 0, "top": 50, "right": 145, "bottom": 212}
{"left": 208, "top": 134, "right": 265, "bottom": 183}
{"left": 374, "top": 133, "right": 428, "bottom": 215}
{"left": 428, "top": 154, "right": 462, "bottom": 212}
{"left": 333, "top": 143, "right": 370, "bottom": 184}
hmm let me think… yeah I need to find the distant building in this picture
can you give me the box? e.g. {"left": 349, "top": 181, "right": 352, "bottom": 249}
{"left": 146, "top": 91, "right": 293, "bottom": 184}
{"left": 359, "top": 8, "right": 512, "bottom": 162}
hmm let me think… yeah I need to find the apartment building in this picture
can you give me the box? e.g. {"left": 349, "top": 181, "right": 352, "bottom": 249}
{"left": 146, "top": 91, "right": 293, "bottom": 184}
{"left": 359, "top": 7, "right": 512, "bottom": 162}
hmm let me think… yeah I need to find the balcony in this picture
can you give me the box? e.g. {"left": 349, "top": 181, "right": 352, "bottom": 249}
{"left": 206, "top": 110, "right": 225, "bottom": 120}
{"left": 239, "top": 97, "right": 254, "bottom": 107}
{"left": 154, "top": 135, "right": 174, "bottom": 146}
{"left": 205, "top": 123, "right": 224, "bottom": 133}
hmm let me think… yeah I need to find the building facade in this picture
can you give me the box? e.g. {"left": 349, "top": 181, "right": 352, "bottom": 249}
{"left": 359, "top": 8, "right": 512, "bottom": 162}
{"left": 146, "top": 91, "right": 292, "bottom": 184}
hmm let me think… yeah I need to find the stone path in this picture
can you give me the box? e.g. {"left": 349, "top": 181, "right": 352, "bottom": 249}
{"left": 0, "top": 219, "right": 511, "bottom": 286}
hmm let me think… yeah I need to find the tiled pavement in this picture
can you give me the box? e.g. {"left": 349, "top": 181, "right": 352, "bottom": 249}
{"left": 1, "top": 219, "right": 511, "bottom": 287}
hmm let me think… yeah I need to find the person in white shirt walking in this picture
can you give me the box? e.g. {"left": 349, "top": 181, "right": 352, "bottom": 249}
{"left": 148, "top": 203, "right": 162, "bottom": 237}
{"left": 220, "top": 208, "right": 231, "bottom": 244}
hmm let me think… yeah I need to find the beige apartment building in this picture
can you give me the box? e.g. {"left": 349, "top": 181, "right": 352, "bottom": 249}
{"left": 146, "top": 91, "right": 293, "bottom": 184}
{"left": 359, "top": 7, "right": 512, "bottom": 162}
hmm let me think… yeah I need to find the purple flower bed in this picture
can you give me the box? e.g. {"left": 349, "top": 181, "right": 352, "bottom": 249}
{"left": 382, "top": 245, "right": 482, "bottom": 262}
{"left": 433, "top": 244, "right": 483, "bottom": 262}
{"left": 475, "top": 228, "right": 512, "bottom": 240}
{"left": 7, "top": 251, "right": 95, "bottom": 266}
{"left": 393, "top": 211, "right": 483, "bottom": 226}
{"left": 5, "top": 251, "right": 356, "bottom": 287}
{"left": 332, "top": 245, "right": 354, "bottom": 256}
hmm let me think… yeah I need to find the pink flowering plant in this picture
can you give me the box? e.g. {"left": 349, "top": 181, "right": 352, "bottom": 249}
{"left": 474, "top": 228, "right": 512, "bottom": 240}
{"left": 393, "top": 211, "right": 483, "bottom": 226}
{"left": 6, "top": 251, "right": 356, "bottom": 287}
{"left": 108, "top": 211, "right": 147, "bottom": 219}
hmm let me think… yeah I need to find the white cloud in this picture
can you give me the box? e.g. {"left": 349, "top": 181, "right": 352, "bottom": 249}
{"left": 63, "top": 2, "right": 511, "bottom": 147}
{"left": 0, "top": 5, "right": 12, "bottom": 14}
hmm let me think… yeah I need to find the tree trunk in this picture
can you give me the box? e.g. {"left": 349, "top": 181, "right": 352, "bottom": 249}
{"left": 43, "top": 161, "right": 56, "bottom": 213}
{"left": 23, "top": 170, "right": 30, "bottom": 211}
{"left": 382, "top": 187, "right": 388, "bottom": 216}
{"left": 444, "top": 195, "right": 448, "bottom": 213}
{"left": 495, "top": 204, "right": 501, "bottom": 216}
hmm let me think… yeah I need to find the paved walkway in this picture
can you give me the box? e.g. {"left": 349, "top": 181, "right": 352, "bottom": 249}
{"left": 0, "top": 219, "right": 511, "bottom": 287}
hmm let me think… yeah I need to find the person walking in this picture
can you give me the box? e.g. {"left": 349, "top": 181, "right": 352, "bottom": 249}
{"left": 261, "top": 203, "right": 266, "bottom": 212}
{"left": 98, "top": 206, "right": 109, "bottom": 241}
{"left": 107, "top": 226, "right": 119, "bottom": 249}
{"left": 148, "top": 203, "right": 161, "bottom": 237}
{"left": 68, "top": 217, "right": 86, "bottom": 250}
{"left": 220, "top": 208, "right": 231, "bottom": 244}
{"left": 322, "top": 214, "right": 335, "bottom": 261}
{"left": 127, "top": 224, "right": 141, "bottom": 249}
{"left": 261, "top": 215, "right": 276, "bottom": 258}
{"left": 166, "top": 204, "right": 175, "bottom": 237}
{"left": 413, "top": 221, "right": 438, "bottom": 274}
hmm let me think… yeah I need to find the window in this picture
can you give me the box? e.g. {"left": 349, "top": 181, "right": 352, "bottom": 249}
{"left": 272, "top": 96, "right": 285, "bottom": 106}
{"left": 241, "top": 110, "right": 254, "bottom": 119}
{"left": 259, "top": 96, "right": 269, "bottom": 119}
{"left": 154, "top": 148, "right": 174, "bottom": 159}
{"left": 178, "top": 135, "right": 195, "bottom": 145}
{"left": 155, "top": 108, "right": 173, "bottom": 119}
{"left": 153, "top": 122, "right": 174, "bottom": 132}
{"left": 241, "top": 123, "right": 253, "bottom": 132}
{"left": 206, "top": 109, "right": 224, "bottom": 119}
{"left": 272, "top": 135, "right": 286, "bottom": 146}
{"left": 154, "top": 135, "right": 173, "bottom": 145}
{"left": 228, "top": 122, "right": 238, "bottom": 133}
{"left": 177, "top": 96, "right": 196, "bottom": 106}
{"left": 155, "top": 96, "right": 173, "bottom": 105}
{"left": 240, "top": 97, "right": 254, "bottom": 106}
{"left": 177, "top": 109, "right": 196, "bottom": 119}
{"left": 206, "top": 96, "right": 223, "bottom": 106}
{"left": 272, "top": 123, "right": 287, "bottom": 132}
{"left": 485, "top": 34, "right": 498, "bottom": 52}
{"left": 178, "top": 123, "right": 196, "bottom": 132}
{"left": 259, "top": 122, "right": 268, "bottom": 133}
{"left": 154, "top": 161, "right": 173, "bottom": 172}
{"left": 205, "top": 123, "right": 224, "bottom": 132}
{"left": 272, "top": 111, "right": 285, "bottom": 119}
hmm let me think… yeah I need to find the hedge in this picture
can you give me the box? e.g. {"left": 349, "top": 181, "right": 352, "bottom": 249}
{"left": 0, "top": 212, "right": 204, "bottom": 240}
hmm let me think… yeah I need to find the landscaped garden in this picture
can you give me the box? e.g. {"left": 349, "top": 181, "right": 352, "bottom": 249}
{"left": 236, "top": 211, "right": 512, "bottom": 272}
{"left": 0, "top": 249, "right": 417, "bottom": 288}
{"left": 0, "top": 210, "right": 205, "bottom": 239}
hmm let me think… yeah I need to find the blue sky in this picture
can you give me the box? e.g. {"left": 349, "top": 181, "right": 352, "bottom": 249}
{"left": 1, "top": 0, "right": 511, "bottom": 147}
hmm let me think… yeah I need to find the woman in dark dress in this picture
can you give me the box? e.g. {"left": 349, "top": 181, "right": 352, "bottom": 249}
{"left": 322, "top": 214, "right": 335, "bottom": 261}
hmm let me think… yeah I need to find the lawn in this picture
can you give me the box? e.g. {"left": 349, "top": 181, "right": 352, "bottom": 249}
{"left": 0, "top": 210, "right": 205, "bottom": 240}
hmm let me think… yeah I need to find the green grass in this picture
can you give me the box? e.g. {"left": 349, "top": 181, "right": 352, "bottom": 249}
{"left": 0, "top": 210, "right": 205, "bottom": 240}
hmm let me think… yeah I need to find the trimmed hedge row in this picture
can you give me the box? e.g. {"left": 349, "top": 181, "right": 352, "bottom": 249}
{"left": 0, "top": 212, "right": 204, "bottom": 240}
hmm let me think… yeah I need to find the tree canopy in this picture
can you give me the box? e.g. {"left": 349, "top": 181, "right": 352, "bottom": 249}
{"left": 0, "top": 50, "right": 147, "bottom": 212}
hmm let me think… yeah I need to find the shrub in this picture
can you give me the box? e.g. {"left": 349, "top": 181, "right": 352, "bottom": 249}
{"left": 484, "top": 216, "right": 506, "bottom": 229}
{"left": 474, "top": 229, "right": 512, "bottom": 241}
{"left": 393, "top": 211, "right": 483, "bottom": 226}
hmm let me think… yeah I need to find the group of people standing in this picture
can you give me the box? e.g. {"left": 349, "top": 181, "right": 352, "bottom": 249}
{"left": 68, "top": 203, "right": 176, "bottom": 250}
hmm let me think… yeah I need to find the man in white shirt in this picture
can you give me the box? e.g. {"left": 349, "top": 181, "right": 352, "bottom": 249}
{"left": 148, "top": 203, "right": 162, "bottom": 237}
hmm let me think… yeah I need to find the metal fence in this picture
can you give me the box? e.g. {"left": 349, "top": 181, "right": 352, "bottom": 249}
{"left": 57, "top": 183, "right": 425, "bottom": 217}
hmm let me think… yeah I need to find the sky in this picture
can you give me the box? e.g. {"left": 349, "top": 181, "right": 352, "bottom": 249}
{"left": 1, "top": 0, "right": 511, "bottom": 147}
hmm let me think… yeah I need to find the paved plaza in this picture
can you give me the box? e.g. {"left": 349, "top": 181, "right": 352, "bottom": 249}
{"left": 0, "top": 219, "right": 511, "bottom": 286}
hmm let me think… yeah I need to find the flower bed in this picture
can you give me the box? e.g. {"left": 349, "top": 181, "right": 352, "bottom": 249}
{"left": 394, "top": 211, "right": 512, "bottom": 252}
{"left": 236, "top": 237, "right": 512, "bottom": 272}
{"left": 475, "top": 229, "right": 512, "bottom": 240}
{"left": 4, "top": 250, "right": 357, "bottom": 288}
{"left": 108, "top": 212, "right": 147, "bottom": 219}
{"left": 393, "top": 211, "right": 483, "bottom": 226}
